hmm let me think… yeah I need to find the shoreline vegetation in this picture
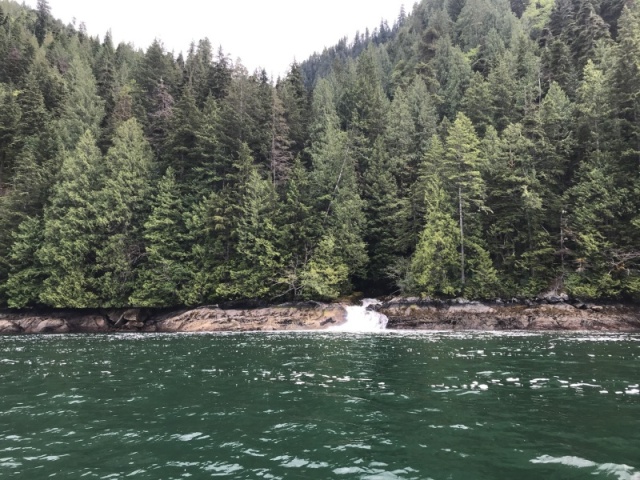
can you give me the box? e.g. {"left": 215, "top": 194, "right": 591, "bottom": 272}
{"left": 1, "top": 297, "right": 640, "bottom": 334}
{"left": 1, "top": 1, "right": 640, "bottom": 308}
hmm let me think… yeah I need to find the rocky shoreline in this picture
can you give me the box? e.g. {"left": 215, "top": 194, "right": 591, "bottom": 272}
{"left": 1, "top": 297, "right": 640, "bottom": 334}
{"left": 0, "top": 302, "right": 347, "bottom": 335}
{"left": 377, "top": 297, "right": 640, "bottom": 332}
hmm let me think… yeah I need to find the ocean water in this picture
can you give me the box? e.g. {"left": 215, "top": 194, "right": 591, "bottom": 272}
{"left": 0, "top": 331, "right": 639, "bottom": 479}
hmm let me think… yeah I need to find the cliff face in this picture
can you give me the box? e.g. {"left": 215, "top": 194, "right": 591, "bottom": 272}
{"left": 377, "top": 300, "right": 640, "bottom": 332}
{"left": 0, "top": 303, "right": 348, "bottom": 334}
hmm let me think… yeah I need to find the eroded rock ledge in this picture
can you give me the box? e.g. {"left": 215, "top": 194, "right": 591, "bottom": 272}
{"left": 376, "top": 298, "right": 640, "bottom": 331}
{"left": 0, "top": 302, "right": 347, "bottom": 335}
{"left": 2, "top": 298, "right": 640, "bottom": 334}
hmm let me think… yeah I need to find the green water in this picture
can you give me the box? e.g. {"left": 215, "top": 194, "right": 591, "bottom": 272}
{"left": 1, "top": 332, "right": 639, "bottom": 479}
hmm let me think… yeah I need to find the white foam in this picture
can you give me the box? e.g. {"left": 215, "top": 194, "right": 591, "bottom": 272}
{"left": 531, "top": 455, "right": 640, "bottom": 479}
{"left": 329, "top": 299, "right": 388, "bottom": 332}
{"left": 531, "top": 455, "right": 596, "bottom": 468}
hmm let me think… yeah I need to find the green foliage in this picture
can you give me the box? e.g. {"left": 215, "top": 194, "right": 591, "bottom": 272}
{"left": 59, "top": 56, "right": 105, "bottom": 150}
{"left": 218, "top": 169, "right": 283, "bottom": 299}
{"left": 409, "top": 176, "right": 460, "bottom": 297}
{"left": 300, "top": 235, "right": 349, "bottom": 301}
{"left": 4, "top": 216, "right": 45, "bottom": 307}
{"left": 94, "top": 119, "right": 153, "bottom": 306}
{"left": 130, "top": 168, "right": 188, "bottom": 307}
{"left": 0, "top": 0, "right": 637, "bottom": 307}
{"left": 38, "top": 131, "right": 103, "bottom": 307}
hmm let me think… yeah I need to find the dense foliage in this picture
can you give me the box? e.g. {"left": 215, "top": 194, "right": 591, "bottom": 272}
{"left": 0, "top": 0, "right": 639, "bottom": 307}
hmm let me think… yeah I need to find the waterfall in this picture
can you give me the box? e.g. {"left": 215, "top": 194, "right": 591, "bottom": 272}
{"left": 329, "top": 299, "right": 389, "bottom": 332}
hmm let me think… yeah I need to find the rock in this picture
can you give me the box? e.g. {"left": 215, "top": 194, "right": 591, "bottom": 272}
{"left": 122, "top": 309, "right": 144, "bottom": 322}
{"left": 34, "top": 319, "right": 69, "bottom": 334}
{"left": 124, "top": 321, "right": 145, "bottom": 330}
{"left": 404, "top": 297, "right": 422, "bottom": 304}
{"left": 539, "top": 292, "right": 569, "bottom": 304}
{"left": 0, "top": 320, "right": 21, "bottom": 334}
{"left": 72, "top": 315, "right": 110, "bottom": 333}
{"left": 448, "top": 304, "right": 496, "bottom": 314}
{"left": 154, "top": 304, "right": 347, "bottom": 332}
{"left": 590, "top": 305, "right": 604, "bottom": 312}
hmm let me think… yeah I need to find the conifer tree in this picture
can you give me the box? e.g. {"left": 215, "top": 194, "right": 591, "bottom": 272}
{"left": 442, "top": 113, "right": 491, "bottom": 289}
{"left": 410, "top": 175, "right": 461, "bottom": 297}
{"left": 38, "top": 132, "right": 103, "bottom": 307}
{"left": 406, "top": 77, "right": 438, "bottom": 157}
{"left": 279, "top": 62, "right": 310, "bottom": 158}
{"left": 94, "top": 119, "right": 153, "bottom": 305}
{"left": 59, "top": 56, "right": 105, "bottom": 150}
{"left": 34, "top": 0, "right": 51, "bottom": 47}
{"left": 309, "top": 97, "right": 368, "bottom": 280}
{"left": 300, "top": 234, "right": 349, "bottom": 300}
{"left": 362, "top": 139, "right": 403, "bottom": 287}
{"left": 219, "top": 168, "right": 283, "bottom": 299}
{"left": 4, "top": 216, "right": 45, "bottom": 307}
{"left": 130, "top": 168, "right": 188, "bottom": 307}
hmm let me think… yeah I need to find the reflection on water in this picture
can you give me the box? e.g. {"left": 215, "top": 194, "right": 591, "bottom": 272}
{"left": 0, "top": 332, "right": 639, "bottom": 479}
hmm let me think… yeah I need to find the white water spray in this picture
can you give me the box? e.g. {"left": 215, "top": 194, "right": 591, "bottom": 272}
{"left": 329, "top": 299, "right": 389, "bottom": 332}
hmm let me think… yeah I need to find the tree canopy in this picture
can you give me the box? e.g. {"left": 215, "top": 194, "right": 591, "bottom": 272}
{"left": 0, "top": 0, "right": 638, "bottom": 306}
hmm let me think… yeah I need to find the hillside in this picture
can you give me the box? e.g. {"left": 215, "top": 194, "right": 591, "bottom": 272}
{"left": 0, "top": 0, "right": 638, "bottom": 308}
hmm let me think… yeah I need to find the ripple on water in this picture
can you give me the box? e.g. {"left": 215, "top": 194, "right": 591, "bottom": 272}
{"left": 0, "top": 332, "right": 639, "bottom": 479}
{"left": 531, "top": 455, "right": 640, "bottom": 480}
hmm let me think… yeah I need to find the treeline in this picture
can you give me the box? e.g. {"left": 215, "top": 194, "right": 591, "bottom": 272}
{"left": 0, "top": 0, "right": 639, "bottom": 308}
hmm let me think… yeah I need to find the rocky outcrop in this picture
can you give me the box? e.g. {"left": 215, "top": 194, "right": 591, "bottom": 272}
{"left": 1, "top": 298, "right": 640, "bottom": 334}
{"left": 378, "top": 299, "right": 640, "bottom": 331}
{"left": 149, "top": 303, "right": 347, "bottom": 332}
{"left": 0, "top": 303, "right": 347, "bottom": 335}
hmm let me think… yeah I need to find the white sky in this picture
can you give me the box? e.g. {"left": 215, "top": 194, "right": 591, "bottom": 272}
{"left": 22, "top": 0, "right": 411, "bottom": 78}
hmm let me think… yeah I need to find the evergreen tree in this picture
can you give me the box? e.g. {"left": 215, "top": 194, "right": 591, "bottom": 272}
{"left": 406, "top": 76, "right": 438, "bottom": 157}
{"left": 94, "top": 119, "right": 153, "bottom": 306}
{"left": 462, "top": 72, "right": 494, "bottom": 136}
{"left": 38, "top": 132, "right": 103, "bottom": 307}
{"left": 59, "top": 56, "right": 105, "bottom": 150}
{"left": 3, "top": 216, "right": 45, "bottom": 307}
{"left": 218, "top": 169, "right": 283, "bottom": 299}
{"left": 362, "top": 139, "right": 403, "bottom": 287}
{"left": 34, "top": 0, "right": 51, "bottom": 47}
{"left": 442, "top": 113, "right": 493, "bottom": 290}
{"left": 278, "top": 62, "right": 310, "bottom": 158}
{"left": 269, "top": 87, "right": 293, "bottom": 185}
{"left": 613, "top": 5, "right": 640, "bottom": 170}
{"left": 309, "top": 103, "right": 368, "bottom": 281}
{"left": 300, "top": 234, "right": 349, "bottom": 300}
{"left": 434, "top": 36, "right": 472, "bottom": 119}
{"left": 410, "top": 175, "right": 461, "bottom": 297}
{"left": 130, "top": 168, "right": 189, "bottom": 307}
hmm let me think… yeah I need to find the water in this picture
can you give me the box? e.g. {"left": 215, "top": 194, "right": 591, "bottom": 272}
{"left": 1, "top": 332, "right": 639, "bottom": 479}
{"left": 329, "top": 299, "right": 389, "bottom": 332}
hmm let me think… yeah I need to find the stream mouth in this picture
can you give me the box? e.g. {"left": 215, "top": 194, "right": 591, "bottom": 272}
{"left": 329, "top": 299, "right": 389, "bottom": 332}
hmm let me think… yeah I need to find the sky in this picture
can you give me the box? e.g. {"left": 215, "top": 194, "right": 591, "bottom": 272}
{"left": 23, "top": 0, "right": 411, "bottom": 78}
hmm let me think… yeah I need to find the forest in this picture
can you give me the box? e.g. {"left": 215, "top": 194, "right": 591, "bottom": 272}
{"left": 0, "top": 0, "right": 638, "bottom": 308}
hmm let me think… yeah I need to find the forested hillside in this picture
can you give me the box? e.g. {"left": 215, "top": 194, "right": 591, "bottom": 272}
{"left": 0, "top": 0, "right": 638, "bottom": 308}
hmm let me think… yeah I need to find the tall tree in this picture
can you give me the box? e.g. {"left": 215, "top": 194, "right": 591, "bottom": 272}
{"left": 130, "top": 168, "right": 189, "bottom": 307}
{"left": 38, "top": 132, "right": 103, "bottom": 307}
{"left": 34, "top": 0, "right": 51, "bottom": 47}
{"left": 94, "top": 119, "right": 153, "bottom": 306}
{"left": 409, "top": 175, "right": 460, "bottom": 297}
{"left": 442, "top": 113, "right": 492, "bottom": 290}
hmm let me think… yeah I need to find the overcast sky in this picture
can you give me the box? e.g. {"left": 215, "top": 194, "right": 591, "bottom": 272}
{"left": 23, "top": 0, "right": 411, "bottom": 78}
